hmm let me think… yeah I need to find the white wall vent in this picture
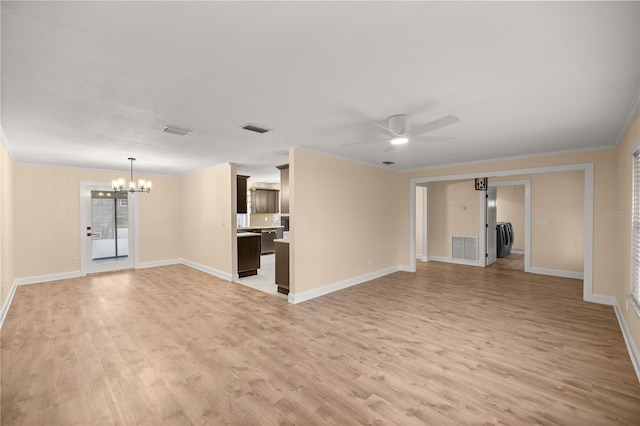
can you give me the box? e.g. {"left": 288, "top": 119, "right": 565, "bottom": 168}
{"left": 452, "top": 236, "right": 477, "bottom": 261}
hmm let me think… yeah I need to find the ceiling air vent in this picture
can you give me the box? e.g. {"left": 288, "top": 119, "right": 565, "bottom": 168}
{"left": 382, "top": 161, "right": 395, "bottom": 165}
{"left": 241, "top": 123, "right": 270, "bottom": 134}
{"left": 162, "top": 126, "right": 192, "bottom": 136}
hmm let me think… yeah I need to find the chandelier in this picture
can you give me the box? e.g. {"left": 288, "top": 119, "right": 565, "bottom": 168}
{"left": 112, "top": 157, "right": 152, "bottom": 193}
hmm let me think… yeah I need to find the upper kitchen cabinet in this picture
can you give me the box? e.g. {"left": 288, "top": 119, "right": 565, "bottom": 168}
{"left": 277, "top": 164, "right": 289, "bottom": 214}
{"left": 251, "top": 189, "right": 279, "bottom": 213}
{"left": 237, "top": 175, "right": 249, "bottom": 213}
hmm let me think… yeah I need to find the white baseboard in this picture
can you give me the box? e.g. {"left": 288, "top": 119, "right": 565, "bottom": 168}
{"left": 429, "top": 256, "right": 484, "bottom": 267}
{"left": 415, "top": 253, "right": 423, "bottom": 260}
{"left": 289, "top": 265, "right": 401, "bottom": 304}
{"left": 137, "top": 258, "right": 181, "bottom": 269}
{"left": 591, "top": 294, "right": 616, "bottom": 305}
{"left": 592, "top": 294, "right": 640, "bottom": 383}
{"left": 180, "top": 259, "right": 233, "bottom": 282}
{"left": 0, "top": 279, "right": 18, "bottom": 330}
{"left": 511, "top": 248, "right": 525, "bottom": 254}
{"left": 15, "top": 270, "right": 84, "bottom": 286}
{"left": 398, "top": 264, "right": 412, "bottom": 272}
{"left": 528, "top": 267, "right": 583, "bottom": 280}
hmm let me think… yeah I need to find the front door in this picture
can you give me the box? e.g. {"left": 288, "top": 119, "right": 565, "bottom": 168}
{"left": 486, "top": 186, "right": 497, "bottom": 266}
{"left": 81, "top": 182, "right": 135, "bottom": 274}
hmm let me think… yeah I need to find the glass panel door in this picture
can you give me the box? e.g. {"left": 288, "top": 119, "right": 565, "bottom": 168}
{"left": 91, "top": 190, "right": 129, "bottom": 261}
{"left": 81, "top": 183, "right": 135, "bottom": 274}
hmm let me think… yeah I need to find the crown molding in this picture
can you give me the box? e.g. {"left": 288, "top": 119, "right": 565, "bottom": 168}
{"left": 614, "top": 84, "right": 640, "bottom": 147}
{"left": 0, "top": 126, "right": 16, "bottom": 163}
{"left": 401, "top": 144, "right": 614, "bottom": 174}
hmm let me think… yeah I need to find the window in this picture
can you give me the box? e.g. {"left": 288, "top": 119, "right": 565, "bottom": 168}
{"left": 632, "top": 150, "right": 640, "bottom": 307}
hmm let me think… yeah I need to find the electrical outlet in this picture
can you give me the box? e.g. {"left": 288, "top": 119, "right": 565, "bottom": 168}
{"left": 71, "top": 257, "right": 78, "bottom": 264}
{"left": 368, "top": 258, "right": 372, "bottom": 265}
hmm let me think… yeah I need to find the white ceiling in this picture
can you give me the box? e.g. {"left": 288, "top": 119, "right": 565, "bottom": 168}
{"left": 2, "top": 1, "right": 639, "bottom": 183}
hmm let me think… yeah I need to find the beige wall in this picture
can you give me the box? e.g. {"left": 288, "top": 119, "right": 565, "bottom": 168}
{"left": 496, "top": 185, "right": 525, "bottom": 251}
{"left": 137, "top": 175, "right": 183, "bottom": 263}
{"left": 615, "top": 110, "right": 640, "bottom": 369}
{"left": 11, "top": 164, "right": 182, "bottom": 278}
{"left": 290, "top": 148, "right": 405, "bottom": 294}
{"left": 7, "top": 160, "right": 234, "bottom": 280}
{"left": 529, "top": 171, "right": 584, "bottom": 272}
{"left": 427, "top": 180, "right": 482, "bottom": 259}
{"left": 1, "top": 141, "right": 15, "bottom": 308}
{"left": 181, "top": 164, "right": 236, "bottom": 276}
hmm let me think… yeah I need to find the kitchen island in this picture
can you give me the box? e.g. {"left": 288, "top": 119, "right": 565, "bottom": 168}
{"left": 237, "top": 226, "right": 284, "bottom": 254}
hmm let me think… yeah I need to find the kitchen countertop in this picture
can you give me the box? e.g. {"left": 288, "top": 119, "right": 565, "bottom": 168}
{"left": 237, "top": 232, "right": 262, "bottom": 238}
{"left": 273, "top": 239, "right": 290, "bottom": 244}
{"left": 238, "top": 226, "right": 284, "bottom": 230}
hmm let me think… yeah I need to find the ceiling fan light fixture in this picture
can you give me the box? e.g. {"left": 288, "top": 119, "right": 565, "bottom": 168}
{"left": 390, "top": 137, "right": 409, "bottom": 145}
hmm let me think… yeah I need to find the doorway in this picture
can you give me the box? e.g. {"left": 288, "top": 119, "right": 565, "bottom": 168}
{"left": 80, "top": 182, "right": 136, "bottom": 274}
{"left": 486, "top": 181, "right": 530, "bottom": 272}
{"left": 409, "top": 163, "right": 594, "bottom": 302}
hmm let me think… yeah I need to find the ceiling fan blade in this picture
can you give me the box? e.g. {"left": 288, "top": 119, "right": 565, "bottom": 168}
{"left": 341, "top": 137, "right": 388, "bottom": 147}
{"left": 406, "top": 115, "right": 461, "bottom": 137}
{"left": 384, "top": 144, "right": 398, "bottom": 152}
{"left": 373, "top": 122, "right": 399, "bottom": 137}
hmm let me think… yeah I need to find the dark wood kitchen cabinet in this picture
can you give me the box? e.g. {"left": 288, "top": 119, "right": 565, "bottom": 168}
{"left": 251, "top": 189, "right": 279, "bottom": 213}
{"left": 276, "top": 164, "right": 289, "bottom": 214}
{"left": 237, "top": 175, "right": 249, "bottom": 214}
{"left": 237, "top": 233, "right": 261, "bottom": 277}
{"left": 275, "top": 240, "right": 289, "bottom": 295}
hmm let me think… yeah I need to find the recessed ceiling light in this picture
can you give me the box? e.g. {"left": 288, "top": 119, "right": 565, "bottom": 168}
{"left": 390, "top": 137, "right": 409, "bottom": 145}
{"left": 162, "top": 126, "right": 192, "bottom": 136}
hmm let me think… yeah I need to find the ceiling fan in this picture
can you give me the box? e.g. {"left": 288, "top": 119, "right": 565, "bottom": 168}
{"left": 343, "top": 113, "right": 461, "bottom": 152}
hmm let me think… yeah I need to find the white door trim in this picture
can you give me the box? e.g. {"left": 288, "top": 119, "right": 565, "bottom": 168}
{"left": 484, "top": 186, "right": 498, "bottom": 266}
{"left": 80, "top": 181, "right": 139, "bottom": 275}
{"left": 408, "top": 163, "right": 594, "bottom": 302}
{"left": 417, "top": 186, "right": 428, "bottom": 261}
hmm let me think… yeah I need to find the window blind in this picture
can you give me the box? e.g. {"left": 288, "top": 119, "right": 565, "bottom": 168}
{"left": 632, "top": 150, "right": 640, "bottom": 305}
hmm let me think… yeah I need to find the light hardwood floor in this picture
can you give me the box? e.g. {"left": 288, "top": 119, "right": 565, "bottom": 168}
{"left": 490, "top": 253, "right": 525, "bottom": 271}
{"left": 2, "top": 262, "right": 640, "bottom": 425}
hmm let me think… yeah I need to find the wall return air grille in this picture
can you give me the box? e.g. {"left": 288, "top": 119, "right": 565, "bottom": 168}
{"left": 451, "top": 236, "right": 477, "bottom": 261}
